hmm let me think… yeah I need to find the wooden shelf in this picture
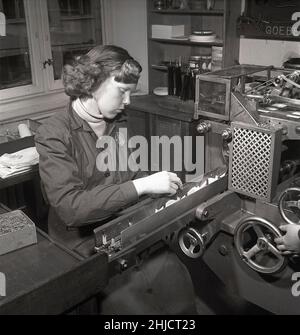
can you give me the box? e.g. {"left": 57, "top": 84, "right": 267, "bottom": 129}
{"left": 150, "top": 38, "right": 223, "bottom": 47}
{"left": 147, "top": 0, "right": 241, "bottom": 92}
{"left": 51, "top": 43, "right": 95, "bottom": 48}
{"left": 151, "top": 9, "right": 224, "bottom": 15}
{"left": 151, "top": 65, "right": 212, "bottom": 76}
{"left": 60, "top": 15, "right": 95, "bottom": 21}
{"left": 151, "top": 64, "right": 168, "bottom": 71}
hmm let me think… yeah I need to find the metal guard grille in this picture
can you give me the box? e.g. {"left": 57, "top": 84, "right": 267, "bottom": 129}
{"left": 230, "top": 127, "right": 272, "bottom": 200}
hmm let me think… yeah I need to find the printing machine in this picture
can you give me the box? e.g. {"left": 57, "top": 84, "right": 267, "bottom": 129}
{"left": 3, "top": 64, "right": 300, "bottom": 314}
{"left": 93, "top": 65, "right": 300, "bottom": 315}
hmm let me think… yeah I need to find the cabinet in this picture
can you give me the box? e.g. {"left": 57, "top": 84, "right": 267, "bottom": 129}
{"left": 126, "top": 96, "right": 204, "bottom": 183}
{"left": 0, "top": 0, "right": 102, "bottom": 101}
{"left": 46, "top": 0, "right": 102, "bottom": 82}
{"left": 147, "top": 0, "right": 241, "bottom": 92}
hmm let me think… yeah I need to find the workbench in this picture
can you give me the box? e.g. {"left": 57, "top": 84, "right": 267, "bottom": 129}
{"left": 0, "top": 204, "right": 108, "bottom": 315}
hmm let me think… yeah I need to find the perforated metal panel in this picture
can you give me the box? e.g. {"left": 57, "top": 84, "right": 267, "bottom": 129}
{"left": 229, "top": 122, "right": 282, "bottom": 202}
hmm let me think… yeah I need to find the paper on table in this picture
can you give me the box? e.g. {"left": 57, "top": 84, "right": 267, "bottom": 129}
{"left": 0, "top": 166, "right": 32, "bottom": 179}
{"left": 0, "top": 147, "right": 39, "bottom": 179}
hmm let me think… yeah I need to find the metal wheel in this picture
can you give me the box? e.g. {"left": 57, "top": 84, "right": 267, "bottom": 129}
{"left": 178, "top": 227, "right": 205, "bottom": 259}
{"left": 234, "top": 216, "right": 287, "bottom": 274}
{"left": 278, "top": 187, "right": 300, "bottom": 225}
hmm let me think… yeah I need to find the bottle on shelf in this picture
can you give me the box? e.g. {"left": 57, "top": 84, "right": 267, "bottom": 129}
{"left": 167, "top": 64, "right": 175, "bottom": 95}
{"left": 175, "top": 58, "right": 182, "bottom": 96}
{"left": 181, "top": 69, "right": 196, "bottom": 101}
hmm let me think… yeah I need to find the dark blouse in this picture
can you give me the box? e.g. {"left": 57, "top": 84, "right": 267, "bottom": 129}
{"left": 35, "top": 102, "right": 144, "bottom": 253}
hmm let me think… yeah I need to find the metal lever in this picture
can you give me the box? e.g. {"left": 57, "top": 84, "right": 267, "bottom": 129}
{"left": 178, "top": 227, "right": 206, "bottom": 259}
{"left": 196, "top": 122, "right": 211, "bottom": 135}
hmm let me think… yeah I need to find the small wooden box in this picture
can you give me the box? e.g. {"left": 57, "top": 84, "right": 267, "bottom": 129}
{"left": 151, "top": 24, "right": 185, "bottom": 39}
{"left": 0, "top": 210, "right": 37, "bottom": 255}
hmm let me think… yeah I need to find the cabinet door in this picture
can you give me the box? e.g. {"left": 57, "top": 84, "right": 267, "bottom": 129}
{"left": 126, "top": 108, "right": 151, "bottom": 172}
{"left": 126, "top": 108, "right": 149, "bottom": 139}
{"left": 126, "top": 109, "right": 204, "bottom": 182}
{"left": 149, "top": 114, "right": 204, "bottom": 182}
{"left": 42, "top": 0, "right": 103, "bottom": 90}
{"left": 0, "top": 0, "right": 44, "bottom": 98}
{"left": 150, "top": 114, "right": 182, "bottom": 179}
{"left": 150, "top": 115, "right": 199, "bottom": 182}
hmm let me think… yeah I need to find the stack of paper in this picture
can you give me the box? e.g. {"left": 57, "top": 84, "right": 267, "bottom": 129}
{"left": 152, "top": 24, "right": 185, "bottom": 39}
{"left": 0, "top": 147, "right": 39, "bottom": 179}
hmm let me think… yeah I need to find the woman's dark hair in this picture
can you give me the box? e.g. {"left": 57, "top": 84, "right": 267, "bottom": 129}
{"left": 62, "top": 45, "right": 142, "bottom": 99}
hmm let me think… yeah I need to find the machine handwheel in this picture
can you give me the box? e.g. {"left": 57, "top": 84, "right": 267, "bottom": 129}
{"left": 178, "top": 227, "right": 205, "bottom": 259}
{"left": 278, "top": 187, "right": 300, "bottom": 225}
{"left": 234, "top": 216, "right": 287, "bottom": 274}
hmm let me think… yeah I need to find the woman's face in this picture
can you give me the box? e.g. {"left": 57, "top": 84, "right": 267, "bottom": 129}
{"left": 93, "top": 76, "right": 137, "bottom": 119}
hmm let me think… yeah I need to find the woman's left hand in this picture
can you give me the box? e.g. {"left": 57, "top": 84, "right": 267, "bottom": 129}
{"left": 274, "top": 224, "right": 300, "bottom": 255}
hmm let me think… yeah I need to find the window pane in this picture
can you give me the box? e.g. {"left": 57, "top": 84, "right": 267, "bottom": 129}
{"left": 0, "top": 0, "right": 32, "bottom": 90}
{"left": 47, "top": 0, "right": 102, "bottom": 80}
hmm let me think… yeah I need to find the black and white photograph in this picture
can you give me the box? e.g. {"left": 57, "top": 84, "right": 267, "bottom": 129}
{"left": 0, "top": 0, "right": 300, "bottom": 320}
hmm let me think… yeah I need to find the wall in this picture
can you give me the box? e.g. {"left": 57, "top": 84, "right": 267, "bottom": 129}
{"left": 239, "top": 0, "right": 300, "bottom": 67}
{"left": 107, "top": 0, "right": 149, "bottom": 94}
{"left": 239, "top": 38, "right": 300, "bottom": 68}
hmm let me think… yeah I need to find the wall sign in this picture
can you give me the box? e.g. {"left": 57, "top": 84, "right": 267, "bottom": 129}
{"left": 237, "top": 0, "right": 300, "bottom": 41}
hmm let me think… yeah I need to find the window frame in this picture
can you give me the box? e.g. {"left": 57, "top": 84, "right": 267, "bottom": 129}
{"left": 0, "top": 0, "right": 45, "bottom": 101}
{"left": 0, "top": 0, "right": 105, "bottom": 119}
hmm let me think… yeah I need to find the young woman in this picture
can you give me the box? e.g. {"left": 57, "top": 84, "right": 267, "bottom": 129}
{"left": 35, "top": 45, "right": 197, "bottom": 314}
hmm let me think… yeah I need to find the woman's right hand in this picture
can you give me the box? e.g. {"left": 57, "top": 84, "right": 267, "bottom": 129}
{"left": 274, "top": 224, "right": 300, "bottom": 255}
{"left": 133, "top": 171, "right": 182, "bottom": 196}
